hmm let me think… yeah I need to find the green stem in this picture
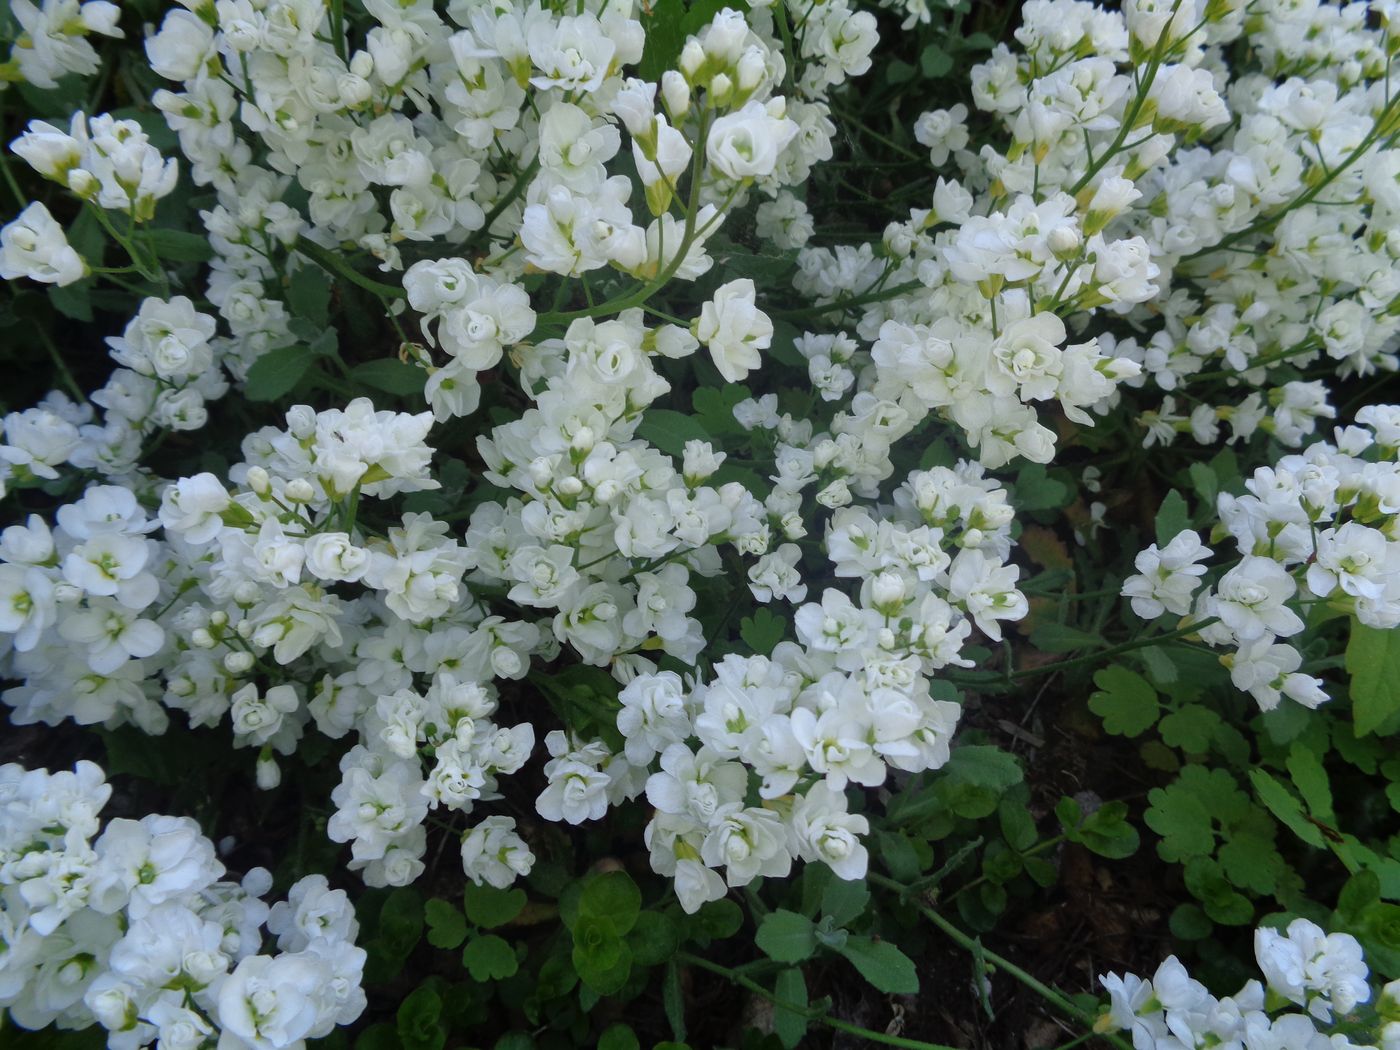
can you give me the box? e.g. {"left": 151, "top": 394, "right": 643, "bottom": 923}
{"left": 772, "top": 279, "right": 924, "bottom": 322}
{"left": 952, "top": 618, "right": 1220, "bottom": 686}
{"left": 471, "top": 154, "right": 541, "bottom": 249}
{"left": 293, "top": 237, "right": 406, "bottom": 299}
{"left": 867, "top": 874, "right": 1131, "bottom": 1050}
{"left": 36, "top": 325, "right": 86, "bottom": 402}
{"left": 328, "top": 0, "right": 347, "bottom": 61}
{"left": 676, "top": 951, "right": 960, "bottom": 1050}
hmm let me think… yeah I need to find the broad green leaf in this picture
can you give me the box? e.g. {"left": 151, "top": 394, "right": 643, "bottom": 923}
{"left": 1014, "top": 463, "right": 1069, "bottom": 511}
{"left": 1158, "top": 706, "right": 1221, "bottom": 753}
{"left": 920, "top": 44, "right": 953, "bottom": 77}
{"left": 287, "top": 264, "right": 332, "bottom": 326}
{"left": 462, "top": 934, "right": 519, "bottom": 981}
{"left": 1089, "top": 665, "right": 1160, "bottom": 737}
{"left": 755, "top": 909, "right": 817, "bottom": 963}
{"left": 144, "top": 227, "right": 215, "bottom": 263}
{"left": 378, "top": 888, "right": 424, "bottom": 958}
{"left": 1346, "top": 620, "right": 1400, "bottom": 736}
{"left": 740, "top": 608, "right": 786, "bottom": 655}
{"left": 464, "top": 883, "right": 526, "bottom": 929}
{"left": 835, "top": 936, "right": 919, "bottom": 995}
{"left": 599, "top": 1024, "right": 639, "bottom": 1050}
{"left": 636, "top": 408, "right": 712, "bottom": 457}
{"left": 577, "top": 871, "right": 641, "bottom": 935}
{"left": 1154, "top": 489, "right": 1191, "bottom": 546}
{"left": 396, "top": 985, "right": 445, "bottom": 1050}
{"left": 820, "top": 877, "right": 870, "bottom": 927}
{"left": 629, "top": 911, "right": 680, "bottom": 967}
{"left": 424, "top": 898, "right": 467, "bottom": 950}
{"left": 352, "top": 359, "right": 426, "bottom": 396}
{"left": 245, "top": 345, "right": 314, "bottom": 401}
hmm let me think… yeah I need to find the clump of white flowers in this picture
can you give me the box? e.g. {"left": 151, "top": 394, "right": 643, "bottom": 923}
{"left": 1123, "top": 406, "right": 1400, "bottom": 713}
{"left": 0, "top": 760, "right": 366, "bottom": 1048}
{"left": 1098, "top": 918, "right": 1399, "bottom": 1048}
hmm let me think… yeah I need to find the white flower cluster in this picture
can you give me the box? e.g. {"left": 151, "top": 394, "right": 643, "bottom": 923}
{"left": 1123, "top": 405, "right": 1400, "bottom": 712}
{"left": 0, "top": 760, "right": 366, "bottom": 1049}
{"left": 3, "top": 0, "right": 123, "bottom": 88}
{"left": 1099, "top": 918, "right": 1400, "bottom": 1049}
{"left": 797, "top": 0, "right": 1400, "bottom": 467}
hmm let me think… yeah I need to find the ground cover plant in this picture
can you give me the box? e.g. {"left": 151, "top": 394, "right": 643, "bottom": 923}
{"left": 3, "top": 0, "right": 1400, "bottom": 1046}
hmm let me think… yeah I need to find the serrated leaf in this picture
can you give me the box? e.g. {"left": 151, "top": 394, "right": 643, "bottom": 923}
{"left": 1346, "top": 620, "right": 1400, "bottom": 736}
{"left": 1158, "top": 706, "right": 1221, "bottom": 753}
{"left": 1154, "top": 490, "right": 1191, "bottom": 547}
{"left": 1089, "top": 665, "right": 1160, "bottom": 737}
{"left": 740, "top": 607, "right": 786, "bottom": 654}
{"left": 461, "top": 934, "right": 518, "bottom": 981}
{"left": 244, "top": 345, "right": 314, "bottom": 401}
{"left": 756, "top": 909, "right": 817, "bottom": 963}
{"left": 352, "top": 359, "right": 426, "bottom": 396}
{"left": 1145, "top": 781, "right": 1215, "bottom": 861}
{"left": 424, "top": 898, "right": 468, "bottom": 950}
{"left": 836, "top": 936, "right": 919, "bottom": 995}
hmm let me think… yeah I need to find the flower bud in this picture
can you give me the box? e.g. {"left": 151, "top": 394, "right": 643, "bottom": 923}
{"left": 245, "top": 466, "right": 271, "bottom": 495}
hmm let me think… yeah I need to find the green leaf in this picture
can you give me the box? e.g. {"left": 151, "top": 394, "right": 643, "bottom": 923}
{"left": 886, "top": 59, "right": 917, "bottom": 84}
{"left": 599, "top": 1024, "right": 640, "bottom": 1050}
{"left": 461, "top": 934, "right": 519, "bottom": 981}
{"left": 352, "top": 359, "right": 426, "bottom": 396}
{"left": 755, "top": 909, "right": 817, "bottom": 963}
{"left": 424, "top": 898, "right": 467, "bottom": 950}
{"left": 637, "top": 408, "right": 712, "bottom": 457}
{"left": 397, "top": 985, "right": 445, "bottom": 1050}
{"left": 835, "top": 936, "right": 919, "bottom": 995}
{"left": 287, "top": 264, "right": 332, "bottom": 326}
{"left": 378, "top": 888, "right": 424, "bottom": 958}
{"left": 1014, "top": 463, "right": 1069, "bottom": 511}
{"left": 1158, "top": 706, "right": 1221, "bottom": 753}
{"left": 1286, "top": 743, "right": 1334, "bottom": 822}
{"left": 1089, "top": 665, "right": 1160, "bottom": 737}
{"left": 1154, "top": 489, "right": 1191, "bottom": 547}
{"left": 692, "top": 385, "right": 750, "bottom": 436}
{"left": 689, "top": 898, "right": 743, "bottom": 943}
{"left": 629, "top": 911, "right": 680, "bottom": 967}
{"left": 145, "top": 227, "right": 215, "bottom": 263}
{"left": 740, "top": 608, "right": 786, "bottom": 655}
{"left": 245, "top": 345, "right": 315, "bottom": 401}
{"left": 464, "top": 883, "right": 526, "bottom": 929}
{"left": 1346, "top": 620, "right": 1400, "bottom": 736}
{"left": 1057, "top": 798, "right": 1140, "bottom": 859}
{"left": 821, "top": 878, "right": 870, "bottom": 927}
{"left": 664, "top": 960, "right": 687, "bottom": 1041}
{"left": 1145, "top": 780, "right": 1216, "bottom": 861}
{"left": 1169, "top": 903, "right": 1212, "bottom": 940}
{"left": 577, "top": 871, "right": 641, "bottom": 935}
{"left": 1187, "top": 462, "right": 1219, "bottom": 509}
{"left": 1183, "top": 857, "right": 1253, "bottom": 926}
{"left": 919, "top": 44, "right": 953, "bottom": 77}
{"left": 1250, "top": 768, "right": 1326, "bottom": 848}
{"left": 773, "top": 969, "right": 809, "bottom": 1049}
{"left": 49, "top": 279, "right": 92, "bottom": 322}
{"left": 1029, "top": 622, "right": 1102, "bottom": 654}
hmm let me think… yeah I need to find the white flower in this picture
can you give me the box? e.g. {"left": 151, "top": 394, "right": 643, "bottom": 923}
{"left": 0, "top": 203, "right": 86, "bottom": 286}
{"left": 706, "top": 100, "right": 799, "bottom": 181}
{"left": 460, "top": 816, "right": 535, "bottom": 888}
{"left": 696, "top": 278, "right": 773, "bottom": 383}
